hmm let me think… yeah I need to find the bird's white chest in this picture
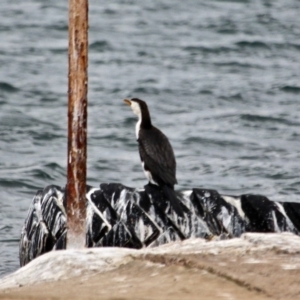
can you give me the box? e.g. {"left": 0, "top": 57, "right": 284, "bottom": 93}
{"left": 135, "top": 118, "right": 141, "bottom": 140}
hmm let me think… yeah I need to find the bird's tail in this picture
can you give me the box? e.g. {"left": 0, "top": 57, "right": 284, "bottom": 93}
{"left": 162, "top": 185, "right": 184, "bottom": 217}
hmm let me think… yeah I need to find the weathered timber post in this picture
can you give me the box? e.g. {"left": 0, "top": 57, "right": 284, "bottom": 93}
{"left": 67, "top": 0, "right": 89, "bottom": 247}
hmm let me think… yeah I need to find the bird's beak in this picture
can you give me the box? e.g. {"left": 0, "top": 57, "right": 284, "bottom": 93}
{"left": 123, "top": 99, "right": 132, "bottom": 106}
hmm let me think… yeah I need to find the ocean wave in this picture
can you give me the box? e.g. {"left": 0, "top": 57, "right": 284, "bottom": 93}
{"left": 0, "top": 82, "right": 19, "bottom": 93}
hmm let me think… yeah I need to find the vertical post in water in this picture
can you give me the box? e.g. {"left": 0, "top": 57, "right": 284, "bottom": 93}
{"left": 67, "top": 0, "right": 88, "bottom": 247}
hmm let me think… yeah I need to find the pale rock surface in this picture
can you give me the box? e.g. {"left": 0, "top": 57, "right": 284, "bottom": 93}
{"left": 1, "top": 232, "right": 300, "bottom": 290}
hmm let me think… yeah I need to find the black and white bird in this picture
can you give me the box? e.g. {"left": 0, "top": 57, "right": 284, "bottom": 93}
{"left": 124, "top": 98, "right": 183, "bottom": 217}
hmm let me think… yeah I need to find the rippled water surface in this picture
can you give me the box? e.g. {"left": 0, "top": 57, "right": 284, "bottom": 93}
{"left": 1, "top": 0, "right": 300, "bottom": 276}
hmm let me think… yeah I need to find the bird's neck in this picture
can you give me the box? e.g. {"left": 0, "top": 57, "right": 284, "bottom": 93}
{"left": 135, "top": 112, "right": 152, "bottom": 139}
{"left": 140, "top": 109, "right": 152, "bottom": 129}
{"left": 135, "top": 118, "right": 141, "bottom": 140}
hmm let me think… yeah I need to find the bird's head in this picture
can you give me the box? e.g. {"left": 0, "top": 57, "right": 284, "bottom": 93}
{"left": 123, "top": 98, "right": 150, "bottom": 122}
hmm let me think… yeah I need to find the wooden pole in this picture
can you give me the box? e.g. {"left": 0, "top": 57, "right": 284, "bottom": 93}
{"left": 67, "top": 0, "right": 88, "bottom": 247}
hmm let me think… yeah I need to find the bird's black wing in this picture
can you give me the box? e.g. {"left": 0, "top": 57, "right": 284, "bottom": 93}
{"left": 138, "top": 126, "right": 177, "bottom": 187}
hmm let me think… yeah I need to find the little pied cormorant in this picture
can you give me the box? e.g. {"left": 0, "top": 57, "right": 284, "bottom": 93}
{"left": 124, "top": 98, "right": 183, "bottom": 217}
